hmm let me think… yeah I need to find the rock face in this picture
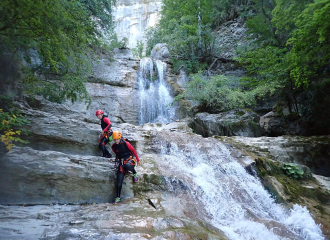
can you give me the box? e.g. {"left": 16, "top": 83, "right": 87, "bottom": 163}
{"left": 0, "top": 36, "right": 329, "bottom": 240}
{"left": 66, "top": 50, "right": 141, "bottom": 125}
{"left": 258, "top": 102, "right": 304, "bottom": 136}
{"left": 112, "top": 0, "right": 162, "bottom": 48}
{"left": 1, "top": 118, "right": 329, "bottom": 239}
{"left": 0, "top": 118, "right": 231, "bottom": 239}
{"left": 210, "top": 19, "right": 248, "bottom": 77}
{"left": 190, "top": 109, "right": 262, "bottom": 137}
{"left": 230, "top": 135, "right": 330, "bottom": 177}
{"left": 259, "top": 111, "right": 303, "bottom": 136}
{"left": 0, "top": 148, "right": 117, "bottom": 204}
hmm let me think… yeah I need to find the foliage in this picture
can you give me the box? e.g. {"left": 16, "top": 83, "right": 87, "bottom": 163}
{"left": 237, "top": 0, "right": 330, "bottom": 132}
{"left": 210, "top": 0, "right": 254, "bottom": 28}
{"left": 145, "top": 0, "right": 253, "bottom": 73}
{"left": 120, "top": 37, "right": 129, "bottom": 49}
{"left": 23, "top": 72, "right": 91, "bottom": 105}
{"left": 282, "top": 163, "right": 304, "bottom": 179}
{"left": 174, "top": 73, "right": 256, "bottom": 112}
{"left": 0, "top": 0, "right": 115, "bottom": 104}
{"left": 100, "top": 32, "right": 124, "bottom": 51}
{"left": 80, "top": 0, "right": 116, "bottom": 32}
{"left": 132, "top": 40, "right": 144, "bottom": 58}
{"left": 287, "top": 0, "right": 330, "bottom": 88}
{"left": 0, "top": 96, "right": 29, "bottom": 151}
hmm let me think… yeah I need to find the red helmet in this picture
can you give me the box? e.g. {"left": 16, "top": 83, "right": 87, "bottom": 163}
{"left": 95, "top": 110, "right": 104, "bottom": 116}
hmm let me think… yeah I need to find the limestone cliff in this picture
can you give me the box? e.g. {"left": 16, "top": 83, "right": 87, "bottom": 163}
{"left": 113, "top": 0, "right": 162, "bottom": 48}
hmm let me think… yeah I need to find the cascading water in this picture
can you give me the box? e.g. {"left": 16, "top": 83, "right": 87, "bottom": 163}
{"left": 156, "top": 131, "right": 324, "bottom": 240}
{"left": 138, "top": 58, "right": 176, "bottom": 124}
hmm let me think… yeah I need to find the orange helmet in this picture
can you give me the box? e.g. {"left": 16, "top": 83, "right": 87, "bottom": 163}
{"left": 112, "top": 131, "right": 122, "bottom": 140}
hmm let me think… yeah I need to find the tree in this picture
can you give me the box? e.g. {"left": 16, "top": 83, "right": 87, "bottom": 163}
{"left": 0, "top": 0, "right": 115, "bottom": 149}
{"left": 0, "top": 0, "right": 115, "bottom": 104}
{"left": 288, "top": 0, "right": 330, "bottom": 88}
{"left": 239, "top": 0, "right": 330, "bottom": 133}
{"left": 146, "top": 0, "right": 253, "bottom": 73}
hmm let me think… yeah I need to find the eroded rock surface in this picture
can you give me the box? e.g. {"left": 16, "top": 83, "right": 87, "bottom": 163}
{"left": 190, "top": 109, "right": 261, "bottom": 137}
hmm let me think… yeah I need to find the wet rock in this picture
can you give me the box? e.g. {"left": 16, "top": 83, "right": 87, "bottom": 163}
{"left": 231, "top": 135, "right": 330, "bottom": 177}
{"left": 0, "top": 197, "right": 228, "bottom": 240}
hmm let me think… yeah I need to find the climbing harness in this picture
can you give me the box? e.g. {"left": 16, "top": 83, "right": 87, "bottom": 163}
{"left": 122, "top": 156, "right": 137, "bottom": 166}
{"left": 98, "top": 129, "right": 113, "bottom": 143}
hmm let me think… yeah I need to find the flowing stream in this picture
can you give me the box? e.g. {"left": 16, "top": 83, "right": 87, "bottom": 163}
{"left": 155, "top": 131, "right": 324, "bottom": 240}
{"left": 138, "top": 58, "right": 175, "bottom": 124}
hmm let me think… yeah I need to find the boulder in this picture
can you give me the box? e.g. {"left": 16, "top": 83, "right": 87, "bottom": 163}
{"left": 230, "top": 135, "right": 330, "bottom": 177}
{"left": 112, "top": 48, "right": 133, "bottom": 59}
{"left": 0, "top": 147, "right": 120, "bottom": 204}
{"left": 190, "top": 109, "right": 261, "bottom": 137}
{"left": 150, "top": 43, "right": 171, "bottom": 61}
{"left": 259, "top": 103, "right": 303, "bottom": 136}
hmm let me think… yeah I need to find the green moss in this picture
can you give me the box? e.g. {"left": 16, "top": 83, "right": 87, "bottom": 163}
{"left": 255, "top": 157, "right": 330, "bottom": 205}
{"left": 144, "top": 174, "right": 164, "bottom": 186}
{"left": 132, "top": 174, "right": 165, "bottom": 196}
{"left": 260, "top": 169, "right": 267, "bottom": 177}
{"left": 314, "top": 205, "right": 326, "bottom": 215}
{"left": 235, "top": 110, "right": 245, "bottom": 116}
{"left": 255, "top": 157, "right": 283, "bottom": 176}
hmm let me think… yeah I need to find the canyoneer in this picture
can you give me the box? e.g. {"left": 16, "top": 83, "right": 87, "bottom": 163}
{"left": 95, "top": 110, "right": 113, "bottom": 158}
{"left": 111, "top": 131, "right": 140, "bottom": 204}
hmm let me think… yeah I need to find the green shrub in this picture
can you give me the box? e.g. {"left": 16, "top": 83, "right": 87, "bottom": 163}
{"left": 282, "top": 163, "right": 304, "bottom": 179}
{"left": 175, "top": 73, "right": 257, "bottom": 112}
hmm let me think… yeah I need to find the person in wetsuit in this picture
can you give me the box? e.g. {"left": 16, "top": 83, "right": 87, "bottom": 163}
{"left": 111, "top": 131, "right": 139, "bottom": 204}
{"left": 95, "top": 110, "right": 112, "bottom": 158}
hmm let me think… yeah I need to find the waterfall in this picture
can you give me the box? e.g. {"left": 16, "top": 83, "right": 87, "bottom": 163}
{"left": 138, "top": 58, "right": 175, "bottom": 124}
{"left": 156, "top": 132, "right": 324, "bottom": 240}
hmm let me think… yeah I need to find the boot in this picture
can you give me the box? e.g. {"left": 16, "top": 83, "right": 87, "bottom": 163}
{"left": 113, "top": 197, "right": 121, "bottom": 204}
{"left": 133, "top": 173, "right": 139, "bottom": 182}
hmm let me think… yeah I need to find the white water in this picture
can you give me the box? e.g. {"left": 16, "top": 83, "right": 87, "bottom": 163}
{"left": 157, "top": 132, "right": 324, "bottom": 240}
{"left": 138, "top": 58, "right": 175, "bottom": 124}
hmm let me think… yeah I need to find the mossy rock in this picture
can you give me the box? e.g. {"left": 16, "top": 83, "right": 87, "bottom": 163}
{"left": 235, "top": 110, "right": 245, "bottom": 116}
{"left": 254, "top": 157, "right": 330, "bottom": 206}
{"left": 133, "top": 174, "right": 165, "bottom": 196}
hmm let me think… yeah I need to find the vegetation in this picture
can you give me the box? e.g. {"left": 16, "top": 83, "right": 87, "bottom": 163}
{"left": 132, "top": 40, "right": 144, "bottom": 58}
{"left": 237, "top": 0, "right": 330, "bottom": 134}
{"left": 0, "top": 0, "right": 116, "bottom": 149}
{"left": 282, "top": 163, "right": 304, "bottom": 179}
{"left": 0, "top": 96, "right": 29, "bottom": 151}
{"left": 174, "top": 73, "right": 257, "bottom": 112}
{"left": 149, "top": 0, "right": 330, "bottom": 133}
{"left": 146, "top": 0, "right": 254, "bottom": 72}
{"left": 0, "top": 0, "right": 116, "bottom": 103}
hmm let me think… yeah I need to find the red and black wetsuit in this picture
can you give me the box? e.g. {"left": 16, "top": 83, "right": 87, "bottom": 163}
{"left": 111, "top": 140, "right": 139, "bottom": 198}
{"left": 99, "top": 115, "right": 112, "bottom": 157}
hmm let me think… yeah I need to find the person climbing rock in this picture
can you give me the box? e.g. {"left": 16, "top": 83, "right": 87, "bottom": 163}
{"left": 111, "top": 131, "right": 140, "bottom": 204}
{"left": 96, "top": 110, "right": 113, "bottom": 158}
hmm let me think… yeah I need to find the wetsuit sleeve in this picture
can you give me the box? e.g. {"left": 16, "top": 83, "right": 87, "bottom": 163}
{"left": 103, "top": 117, "right": 111, "bottom": 131}
{"left": 126, "top": 142, "right": 139, "bottom": 162}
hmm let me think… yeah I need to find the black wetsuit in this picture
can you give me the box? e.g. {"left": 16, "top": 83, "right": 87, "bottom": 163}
{"left": 111, "top": 140, "right": 139, "bottom": 198}
{"left": 99, "top": 115, "right": 112, "bottom": 157}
